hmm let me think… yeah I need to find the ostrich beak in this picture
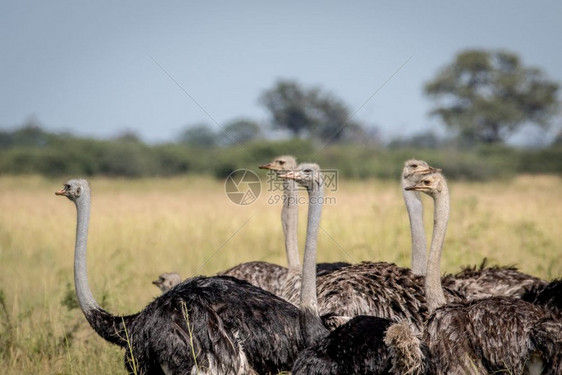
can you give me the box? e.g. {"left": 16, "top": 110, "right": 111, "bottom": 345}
{"left": 416, "top": 166, "right": 441, "bottom": 174}
{"left": 152, "top": 280, "right": 161, "bottom": 286}
{"left": 405, "top": 185, "right": 425, "bottom": 192}
{"left": 55, "top": 188, "right": 67, "bottom": 196}
{"left": 278, "top": 171, "right": 296, "bottom": 179}
{"left": 259, "top": 163, "right": 284, "bottom": 171}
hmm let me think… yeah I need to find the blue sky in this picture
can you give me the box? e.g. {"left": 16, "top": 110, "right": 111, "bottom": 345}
{"left": 1, "top": 1, "right": 561, "bottom": 144}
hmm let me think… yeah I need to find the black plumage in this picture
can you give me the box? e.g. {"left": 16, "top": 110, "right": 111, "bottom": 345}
{"left": 293, "top": 316, "right": 432, "bottom": 375}
{"left": 316, "top": 262, "right": 352, "bottom": 276}
{"left": 124, "top": 276, "right": 304, "bottom": 375}
{"left": 522, "top": 278, "right": 562, "bottom": 316}
{"left": 293, "top": 316, "right": 394, "bottom": 375}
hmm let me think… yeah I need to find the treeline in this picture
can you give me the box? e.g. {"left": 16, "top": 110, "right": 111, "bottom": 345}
{"left": 1, "top": 125, "right": 561, "bottom": 180}
{"left": 3, "top": 48, "right": 561, "bottom": 180}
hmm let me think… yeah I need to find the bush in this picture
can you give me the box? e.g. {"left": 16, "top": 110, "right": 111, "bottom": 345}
{"left": 0, "top": 126, "right": 560, "bottom": 180}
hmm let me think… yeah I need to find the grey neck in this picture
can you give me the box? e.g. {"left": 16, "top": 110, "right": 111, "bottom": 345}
{"left": 69, "top": 184, "right": 131, "bottom": 348}
{"left": 299, "top": 181, "right": 323, "bottom": 313}
{"left": 282, "top": 178, "right": 300, "bottom": 271}
{"left": 401, "top": 178, "right": 427, "bottom": 276}
{"left": 425, "top": 186, "right": 449, "bottom": 313}
{"left": 73, "top": 190, "right": 101, "bottom": 314}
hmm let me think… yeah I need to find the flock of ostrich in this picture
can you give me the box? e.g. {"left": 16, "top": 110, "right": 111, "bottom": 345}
{"left": 55, "top": 156, "right": 561, "bottom": 375}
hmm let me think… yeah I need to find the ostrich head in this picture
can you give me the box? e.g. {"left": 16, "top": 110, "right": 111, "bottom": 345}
{"left": 152, "top": 272, "right": 181, "bottom": 293}
{"left": 259, "top": 155, "right": 297, "bottom": 171}
{"left": 55, "top": 179, "right": 89, "bottom": 201}
{"left": 405, "top": 173, "right": 446, "bottom": 197}
{"left": 402, "top": 159, "right": 441, "bottom": 182}
{"left": 278, "top": 163, "right": 322, "bottom": 190}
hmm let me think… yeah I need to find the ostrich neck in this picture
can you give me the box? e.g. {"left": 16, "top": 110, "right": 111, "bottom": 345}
{"left": 72, "top": 191, "right": 130, "bottom": 347}
{"left": 425, "top": 187, "right": 449, "bottom": 313}
{"left": 299, "top": 180, "right": 328, "bottom": 346}
{"left": 401, "top": 179, "right": 427, "bottom": 276}
{"left": 300, "top": 182, "right": 322, "bottom": 310}
{"left": 282, "top": 178, "right": 300, "bottom": 271}
{"left": 74, "top": 192, "right": 101, "bottom": 313}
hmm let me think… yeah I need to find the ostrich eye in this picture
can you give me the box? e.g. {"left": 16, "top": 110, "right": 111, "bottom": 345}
{"left": 278, "top": 160, "right": 285, "bottom": 165}
{"left": 303, "top": 169, "right": 312, "bottom": 173}
{"left": 423, "top": 180, "right": 430, "bottom": 185}
{"left": 411, "top": 164, "right": 418, "bottom": 168}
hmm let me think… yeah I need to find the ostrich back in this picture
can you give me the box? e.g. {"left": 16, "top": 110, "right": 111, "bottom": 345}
{"left": 285, "top": 262, "right": 461, "bottom": 332}
{"left": 126, "top": 275, "right": 304, "bottom": 375}
{"left": 223, "top": 261, "right": 351, "bottom": 301}
{"left": 219, "top": 261, "right": 289, "bottom": 296}
{"left": 425, "top": 296, "right": 562, "bottom": 375}
{"left": 442, "top": 262, "right": 547, "bottom": 301}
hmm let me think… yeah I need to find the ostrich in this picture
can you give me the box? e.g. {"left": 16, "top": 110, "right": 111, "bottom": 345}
{"left": 406, "top": 172, "right": 562, "bottom": 374}
{"left": 56, "top": 179, "right": 307, "bottom": 374}
{"left": 403, "top": 160, "right": 546, "bottom": 300}
{"left": 281, "top": 161, "right": 457, "bottom": 332}
{"left": 152, "top": 272, "right": 181, "bottom": 293}
{"left": 283, "top": 163, "right": 431, "bottom": 375}
{"left": 220, "top": 155, "right": 350, "bottom": 296}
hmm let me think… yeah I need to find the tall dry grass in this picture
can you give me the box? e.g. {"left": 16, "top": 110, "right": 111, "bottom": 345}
{"left": 0, "top": 174, "right": 560, "bottom": 374}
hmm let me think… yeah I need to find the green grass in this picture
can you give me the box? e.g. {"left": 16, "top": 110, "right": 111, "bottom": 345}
{"left": 0, "top": 174, "right": 560, "bottom": 374}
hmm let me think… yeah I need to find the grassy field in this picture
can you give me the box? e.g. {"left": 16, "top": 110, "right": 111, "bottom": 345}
{"left": 0, "top": 174, "right": 560, "bottom": 374}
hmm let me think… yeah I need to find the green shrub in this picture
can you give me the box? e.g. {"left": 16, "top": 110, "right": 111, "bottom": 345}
{"left": 0, "top": 127, "right": 560, "bottom": 180}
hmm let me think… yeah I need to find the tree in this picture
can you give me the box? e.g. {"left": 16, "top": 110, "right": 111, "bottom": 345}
{"left": 310, "top": 93, "right": 362, "bottom": 144}
{"left": 179, "top": 123, "right": 217, "bottom": 147}
{"left": 259, "top": 80, "right": 316, "bottom": 137}
{"left": 220, "top": 119, "right": 262, "bottom": 145}
{"left": 6, "top": 118, "right": 51, "bottom": 148}
{"left": 113, "top": 130, "right": 142, "bottom": 143}
{"left": 259, "top": 79, "right": 360, "bottom": 143}
{"left": 425, "top": 49, "right": 559, "bottom": 144}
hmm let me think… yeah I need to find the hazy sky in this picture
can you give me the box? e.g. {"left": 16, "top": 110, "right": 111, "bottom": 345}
{"left": 1, "top": 1, "right": 561, "bottom": 143}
